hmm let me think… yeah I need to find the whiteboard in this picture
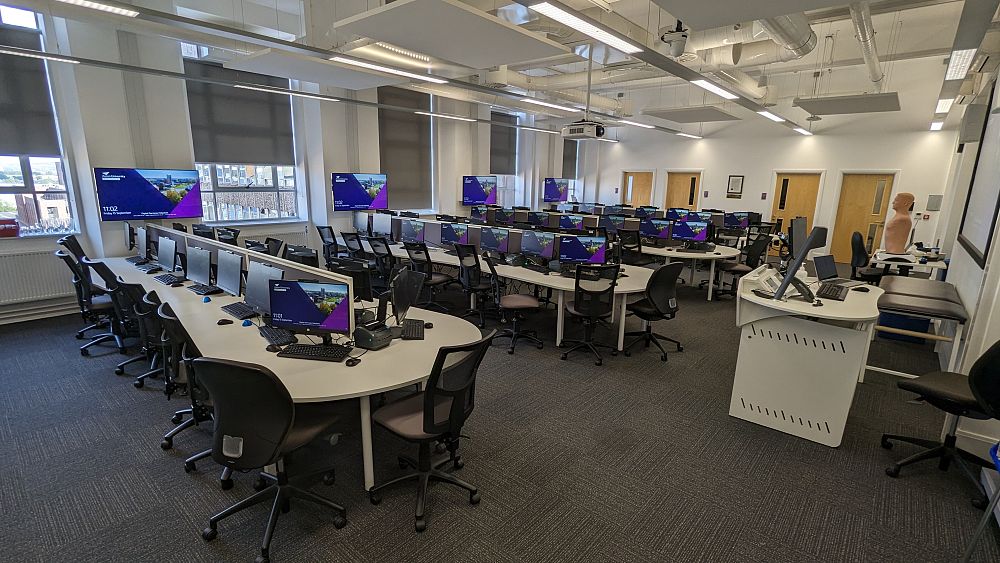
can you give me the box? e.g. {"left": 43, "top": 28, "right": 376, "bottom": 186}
{"left": 958, "top": 80, "right": 1000, "bottom": 267}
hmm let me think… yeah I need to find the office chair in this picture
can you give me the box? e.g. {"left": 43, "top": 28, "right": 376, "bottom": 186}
{"left": 435, "top": 214, "right": 457, "bottom": 222}
{"left": 963, "top": 443, "right": 1000, "bottom": 562}
{"left": 482, "top": 254, "right": 543, "bottom": 353}
{"left": 113, "top": 282, "right": 159, "bottom": 376}
{"left": 217, "top": 228, "right": 238, "bottom": 246}
{"left": 881, "top": 339, "right": 1000, "bottom": 509}
{"left": 368, "top": 331, "right": 494, "bottom": 532}
{"left": 287, "top": 250, "right": 319, "bottom": 268}
{"left": 398, "top": 211, "right": 419, "bottom": 218}
{"left": 192, "top": 224, "right": 215, "bottom": 239}
{"left": 748, "top": 223, "right": 774, "bottom": 237}
{"left": 195, "top": 358, "right": 346, "bottom": 562}
{"left": 58, "top": 235, "right": 105, "bottom": 297}
{"left": 714, "top": 234, "right": 771, "bottom": 296}
{"left": 403, "top": 241, "right": 455, "bottom": 313}
{"left": 454, "top": 243, "right": 493, "bottom": 328}
{"left": 129, "top": 291, "right": 168, "bottom": 388}
{"left": 82, "top": 258, "right": 136, "bottom": 355}
{"left": 850, "top": 231, "right": 884, "bottom": 284}
{"left": 56, "top": 251, "right": 123, "bottom": 356}
{"left": 316, "top": 226, "right": 348, "bottom": 267}
{"left": 264, "top": 237, "right": 284, "bottom": 257}
{"left": 245, "top": 239, "right": 268, "bottom": 253}
{"left": 622, "top": 263, "right": 683, "bottom": 362}
{"left": 376, "top": 209, "right": 398, "bottom": 216}
{"left": 617, "top": 229, "right": 657, "bottom": 267}
{"left": 560, "top": 264, "right": 621, "bottom": 366}
{"left": 367, "top": 236, "right": 396, "bottom": 294}
{"left": 157, "top": 302, "right": 209, "bottom": 449}
{"left": 172, "top": 222, "right": 188, "bottom": 232}
{"left": 341, "top": 232, "right": 366, "bottom": 260}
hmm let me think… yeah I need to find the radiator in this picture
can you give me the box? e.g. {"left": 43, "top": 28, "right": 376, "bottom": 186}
{"left": 236, "top": 228, "right": 308, "bottom": 248}
{"left": 0, "top": 250, "right": 75, "bottom": 305}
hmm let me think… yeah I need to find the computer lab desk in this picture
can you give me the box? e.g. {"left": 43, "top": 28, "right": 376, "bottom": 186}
{"left": 641, "top": 245, "right": 741, "bottom": 301}
{"left": 730, "top": 266, "right": 884, "bottom": 447}
{"left": 103, "top": 257, "right": 483, "bottom": 491}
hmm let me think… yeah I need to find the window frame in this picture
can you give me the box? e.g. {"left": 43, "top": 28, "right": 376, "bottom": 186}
{"left": 0, "top": 154, "right": 77, "bottom": 238}
{"left": 196, "top": 162, "right": 303, "bottom": 225}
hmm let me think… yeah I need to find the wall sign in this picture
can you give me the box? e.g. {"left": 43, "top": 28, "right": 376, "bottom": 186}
{"left": 727, "top": 175, "right": 744, "bottom": 199}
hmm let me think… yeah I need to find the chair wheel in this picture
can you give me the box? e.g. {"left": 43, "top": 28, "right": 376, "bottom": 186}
{"left": 536, "top": 343, "right": 543, "bottom": 349}
{"left": 469, "top": 491, "right": 480, "bottom": 505}
{"left": 75, "top": 333, "right": 84, "bottom": 340}
{"left": 677, "top": 346, "right": 684, "bottom": 352}
{"left": 973, "top": 497, "right": 989, "bottom": 510}
{"left": 255, "top": 555, "right": 269, "bottom": 563}
{"left": 253, "top": 477, "right": 269, "bottom": 491}
{"left": 333, "top": 514, "right": 347, "bottom": 529}
{"left": 610, "top": 350, "right": 618, "bottom": 356}
{"left": 595, "top": 360, "right": 602, "bottom": 366}
{"left": 133, "top": 379, "right": 144, "bottom": 389}
{"left": 171, "top": 413, "right": 184, "bottom": 424}
{"left": 560, "top": 353, "right": 568, "bottom": 360}
{"left": 118, "top": 348, "right": 128, "bottom": 355}
{"left": 399, "top": 458, "right": 410, "bottom": 469}
{"left": 454, "top": 458, "right": 465, "bottom": 469}
{"left": 184, "top": 461, "right": 195, "bottom": 473}
{"left": 161, "top": 438, "right": 172, "bottom": 450}
{"left": 114, "top": 367, "right": 124, "bottom": 375}
{"left": 415, "top": 519, "right": 426, "bottom": 533}
{"left": 660, "top": 354, "right": 668, "bottom": 362}
{"left": 623, "top": 351, "right": 631, "bottom": 357}
{"left": 435, "top": 442, "right": 448, "bottom": 454}
{"left": 80, "top": 349, "right": 89, "bottom": 357}
{"left": 323, "top": 471, "right": 336, "bottom": 486}
{"left": 880, "top": 437, "right": 893, "bottom": 450}
{"left": 885, "top": 465, "right": 900, "bottom": 478}
{"left": 201, "top": 527, "right": 217, "bottom": 541}
{"left": 369, "top": 492, "right": 382, "bottom": 505}
{"left": 507, "top": 348, "right": 514, "bottom": 354}
{"left": 220, "top": 478, "right": 233, "bottom": 490}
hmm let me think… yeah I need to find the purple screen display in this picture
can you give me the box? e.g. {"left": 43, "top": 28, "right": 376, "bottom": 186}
{"left": 269, "top": 280, "right": 350, "bottom": 334}
{"left": 543, "top": 178, "right": 570, "bottom": 203}
{"left": 333, "top": 173, "right": 388, "bottom": 211}
{"left": 95, "top": 168, "right": 202, "bottom": 221}
{"left": 559, "top": 235, "right": 607, "bottom": 264}
{"left": 462, "top": 176, "right": 498, "bottom": 206}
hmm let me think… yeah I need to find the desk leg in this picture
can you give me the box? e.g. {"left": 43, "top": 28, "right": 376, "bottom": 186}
{"left": 556, "top": 290, "right": 565, "bottom": 347}
{"left": 360, "top": 396, "right": 375, "bottom": 491}
{"left": 858, "top": 321, "right": 875, "bottom": 383}
{"left": 707, "top": 260, "right": 716, "bottom": 301}
{"left": 947, "top": 322, "right": 964, "bottom": 372}
{"left": 617, "top": 295, "right": 628, "bottom": 351}
{"left": 688, "top": 258, "right": 695, "bottom": 285}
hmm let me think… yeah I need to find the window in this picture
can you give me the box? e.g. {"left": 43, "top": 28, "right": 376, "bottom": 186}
{"left": 378, "top": 86, "right": 432, "bottom": 210}
{"left": 490, "top": 112, "right": 517, "bottom": 175}
{"left": 0, "top": 18, "right": 76, "bottom": 237}
{"left": 196, "top": 163, "right": 298, "bottom": 222}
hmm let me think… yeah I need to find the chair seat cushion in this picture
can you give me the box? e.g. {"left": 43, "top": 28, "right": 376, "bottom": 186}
{"left": 90, "top": 294, "right": 114, "bottom": 311}
{"left": 282, "top": 401, "right": 343, "bottom": 453}
{"left": 897, "top": 371, "right": 985, "bottom": 417}
{"left": 626, "top": 298, "right": 661, "bottom": 320}
{"left": 878, "top": 294, "right": 968, "bottom": 323}
{"left": 372, "top": 392, "right": 450, "bottom": 442}
{"left": 500, "top": 293, "right": 540, "bottom": 310}
{"left": 720, "top": 264, "right": 752, "bottom": 275}
{"left": 565, "top": 300, "right": 612, "bottom": 319}
{"left": 879, "top": 277, "right": 962, "bottom": 305}
{"left": 427, "top": 272, "right": 454, "bottom": 286}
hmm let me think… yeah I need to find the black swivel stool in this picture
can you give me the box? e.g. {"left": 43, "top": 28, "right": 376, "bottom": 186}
{"left": 482, "top": 254, "right": 543, "bottom": 354}
{"left": 622, "top": 263, "right": 683, "bottom": 362}
{"left": 851, "top": 231, "right": 885, "bottom": 284}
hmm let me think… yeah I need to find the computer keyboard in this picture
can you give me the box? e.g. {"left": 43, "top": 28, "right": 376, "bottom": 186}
{"left": 400, "top": 318, "right": 425, "bottom": 341}
{"left": 154, "top": 273, "right": 185, "bottom": 285}
{"left": 187, "top": 283, "right": 222, "bottom": 296}
{"left": 135, "top": 263, "right": 162, "bottom": 273}
{"left": 817, "top": 283, "right": 849, "bottom": 301}
{"left": 220, "top": 302, "right": 258, "bottom": 320}
{"left": 522, "top": 263, "right": 550, "bottom": 274}
{"left": 259, "top": 325, "right": 297, "bottom": 346}
{"left": 126, "top": 256, "right": 148, "bottom": 265}
{"left": 276, "top": 343, "right": 352, "bottom": 362}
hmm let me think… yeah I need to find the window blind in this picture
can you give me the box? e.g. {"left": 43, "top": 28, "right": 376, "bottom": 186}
{"left": 490, "top": 112, "right": 517, "bottom": 175}
{"left": 377, "top": 86, "right": 432, "bottom": 209}
{"left": 0, "top": 25, "right": 60, "bottom": 156}
{"left": 562, "top": 139, "right": 578, "bottom": 179}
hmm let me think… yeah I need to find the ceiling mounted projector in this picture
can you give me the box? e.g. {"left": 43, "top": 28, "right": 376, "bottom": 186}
{"left": 561, "top": 120, "right": 606, "bottom": 139}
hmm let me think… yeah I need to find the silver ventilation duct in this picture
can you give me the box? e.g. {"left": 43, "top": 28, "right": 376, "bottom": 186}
{"left": 848, "top": 1, "right": 884, "bottom": 92}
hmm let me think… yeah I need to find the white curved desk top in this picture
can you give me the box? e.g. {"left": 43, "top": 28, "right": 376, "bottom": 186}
{"left": 737, "top": 268, "right": 883, "bottom": 323}
{"left": 105, "top": 257, "right": 483, "bottom": 403}
{"left": 642, "top": 245, "right": 740, "bottom": 260}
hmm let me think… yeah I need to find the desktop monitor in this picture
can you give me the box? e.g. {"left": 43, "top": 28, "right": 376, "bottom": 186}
{"left": 640, "top": 218, "right": 672, "bottom": 239}
{"left": 186, "top": 246, "right": 212, "bottom": 286}
{"left": 400, "top": 219, "right": 426, "bottom": 243}
{"left": 527, "top": 212, "right": 550, "bottom": 227}
{"left": 353, "top": 211, "right": 371, "bottom": 236}
{"left": 599, "top": 215, "right": 628, "bottom": 233}
{"left": 216, "top": 250, "right": 243, "bottom": 296}
{"left": 604, "top": 205, "right": 626, "bottom": 216}
{"left": 521, "top": 230, "right": 556, "bottom": 259}
{"left": 389, "top": 268, "right": 425, "bottom": 325}
{"left": 775, "top": 226, "right": 828, "bottom": 300}
{"left": 559, "top": 214, "right": 585, "bottom": 230}
{"left": 470, "top": 205, "right": 489, "bottom": 221}
{"left": 95, "top": 168, "right": 202, "bottom": 221}
{"left": 666, "top": 208, "right": 690, "bottom": 221}
{"left": 543, "top": 178, "right": 571, "bottom": 203}
{"left": 269, "top": 280, "right": 352, "bottom": 336}
{"left": 558, "top": 235, "right": 607, "bottom": 264}
{"left": 135, "top": 226, "right": 148, "bottom": 259}
{"left": 578, "top": 203, "right": 596, "bottom": 215}
{"left": 332, "top": 173, "right": 388, "bottom": 211}
{"left": 493, "top": 208, "right": 514, "bottom": 225}
{"left": 686, "top": 211, "right": 714, "bottom": 223}
{"left": 245, "top": 261, "right": 285, "bottom": 314}
{"left": 724, "top": 212, "right": 750, "bottom": 229}
{"left": 480, "top": 227, "right": 509, "bottom": 253}
{"left": 157, "top": 236, "right": 177, "bottom": 271}
{"left": 462, "top": 176, "right": 498, "bottom": 206}
{"left": 440, "top": 222, "right": 470, "bottom": 245}
{"left": 371, "top": 212, "right": 392, "bottom": 238}
{"left": 634, "top": 206, "right": 658, "bottom": 219}
{"left": 671, "top": 221, "right": 710, "bottom": 242}
{"left": 327, "top": 257, "right": 374, "bottom": 302}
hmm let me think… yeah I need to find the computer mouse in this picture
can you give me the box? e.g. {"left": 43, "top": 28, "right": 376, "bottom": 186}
{"left": 853, "top": 286, "right": 871, "bottom": 293}
{"left": 714, "top": 252, "right": 721, "bottom": 255}
{"left": 265, "top": 344, "right": 282, "bottom": 353}
{"left": 345, "top": 357, "right": 361, "bottom": 367}
{"left": 424, "top": 322, "right": 433, "bottom": 329}
{"left": 242, "top": 319, "right": 253, "bottom": 327}
{"left": 812, "top": 300, "right": 824, "bottom": 307}
{"left": 202, "top": 296, "right": 211, "bottom": 303}
{"left": 217, "top": 319, "right": 233, "bottom": 326}
{"left": 171, "top": 282, "right": 183, "bottom": 288}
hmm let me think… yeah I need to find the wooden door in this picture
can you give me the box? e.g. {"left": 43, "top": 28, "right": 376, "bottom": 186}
{"left": 771, "top": 173, "right": 821, "bottom": 235}
{"left": 621, "top": 171, "right": 654, "bottom": 206}
{"left": 665, "top": 172, "right": 701, "bottom": 210}
{"left": 831, "top": 173, "right": 894, "bottom": 262}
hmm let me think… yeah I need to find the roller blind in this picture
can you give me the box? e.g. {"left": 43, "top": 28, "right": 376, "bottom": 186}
{"left": 377, "top": 86, "right": 432, "bottom": 209}
{"left": 0, "top": 25, "right": 61, "bottom": 156}
{"left": 562, "top": 139, "right": 578, "bottom": 179}
{"left": 490, "top": 112, "right": 517, "bottom": 175}
{"left": 184, "top": 61, "right": 294, "bottom": 165}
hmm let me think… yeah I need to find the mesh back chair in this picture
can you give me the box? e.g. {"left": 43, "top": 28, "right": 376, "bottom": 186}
{"left": 399, "top": 211, "right": 419, "bottom": 218}
{"left": 82, "top": 258, "right": 135, "bottom": 355}
{"left": 172, "top": 222, "right": 188, "bottom": 232}
{"left": 367, "top": 236, "right": 396, "bottom": 294}
{"left": 483, "top": 254, "right": 543, "bottom": 353}
{"left": 403, "top": 241, "right": 455, "bottom": 313}
{"left": 617, "top": 229, "right": 657, "bottom": 267}
{"left": 130, "top": 291, "right": 168, "bottom": 388}
{"left": 157, "top": 302, "right": 209, "bottom": 449}
{"left": 316, "top": 226, "right": 347, "bottom": 268}
{"left": 455, "top": 243, "right": 493, "bottom": 328}
{"left": 55, "top": 250, "right": 114, "bottom": 345}
{"left": 851, "top": 231, "right": 884, "bottom": 284}
{"left": 622, "top": 263, "right": 683, "bottom": 362}
{"left": 245, "top": 239, "right": 268, "bottom": 253}
{"left": 715, "top": 234, "right": 772, "bottom": 296}
{"left": 195, "top": 358, "right": 346, "bottom": 561}
{"left": 748, "top": 223, "right": 774, "bottom": 237}
{"left": 113, "top": 282, "right": 158, "bottom": 376}
{"left": 264, "top": 237, "right": 284, "bottom": 257}
{"left": 882, "top": 340, "right": 1000, "bottom": 514}
{"left": 368, "top": 331, "right": 495, "bottom": 532}
{"left": 342, "top": 232, "right": 366, "bottom": 260}
{"left": 192, "top": 224, "right": 215, "bottom": 239}
{"left": 58, "top": 234, "right": 105, "bottom": 298}
{"left": 217, "top": 228, "right": 238, "bottom": 246}
{"left": 961, "top": 341, "right": 1000, "bottom": 561}
{"left": 560, "top": 264, "right": 621, "bottom": 366}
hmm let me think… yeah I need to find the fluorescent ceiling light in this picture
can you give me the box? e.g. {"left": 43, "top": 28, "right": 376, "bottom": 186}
{"left": 619, "top": 119, "right": 654, "bottom": 129}
{"left": 520, "top": 97, "right": 581, "bottom": 112}
{"left": 945, "top": 49, "right": 977, "bottom": 80}
{"left": 54, "top": 0, "right": 139, "bottom": 17}
{"left": 930, "top": 121, "right": 944, "bottom": 131}
{"left": 793, "top": 127, "right": 813, "bottom": 136}
{"left": 676, "top": 132, "right": 702, "bottom": 139}
{"left": 0, "top": 48, "right": 79, "bottom": 64}
{"left": 595, "top": 137, "right": 619, "bottom": 143}
{"left": 414, "top": 111, "right": 476, "bottom": 122}
{"left": 234, "top": 84, "right": 337, "bottom": 102}
{"left": 935, "top": 99, "right": 954, "bottom": 114}
{"left": 329, "top": 56, "right": 448, "bottom": 84}
{"left": 528, "top": 2, "right": 643, "bottom": 54}
{"left": 757, "top": 111, "right": 785, "bottom": 123}
{"left": 691, "top": 79, "right": 739, "bottom": 100}
{"left": 520, "top": 126, "right": 560, "bottom": 135}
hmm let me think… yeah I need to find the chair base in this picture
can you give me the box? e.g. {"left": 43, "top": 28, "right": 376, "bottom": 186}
{"left": 493, "top": 316, "right": 543, "bottom": 354}
{"left": 622, "top": 327, "right": 682, "bottom": 362}
{"left": 882, "top": 431, "right": 992, "bottom": 507}
{"left": 560, "top": 339, "right": 616, "bottom": 366}
{"left": 79, "top": 332, "right": 125, "bottom": 356}
{"left": 183, "top": 449, "right": 236, "bottom": 490}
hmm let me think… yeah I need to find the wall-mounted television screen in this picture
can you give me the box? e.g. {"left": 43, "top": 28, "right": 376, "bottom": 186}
{"left": 95, "top": 168, "right": 202, "bottom": 221}
{"left": 462, "top": 175, "right": 498, "bottom": 206}
{"left": 332, "top": 173, "right": 388, "bottom": 211}
{"left": 543, "top": 178, "right": 571, "bottom": 203}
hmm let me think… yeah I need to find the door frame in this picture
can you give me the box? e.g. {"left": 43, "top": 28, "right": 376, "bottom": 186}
{"left": 620, "top": 169, "right": 658, "bottom": 206}
{"left": 829, "top": 169, "right": 901, "bottom": 253}
{"left": 663, "top": 168, "right": 705, "bottom": 209}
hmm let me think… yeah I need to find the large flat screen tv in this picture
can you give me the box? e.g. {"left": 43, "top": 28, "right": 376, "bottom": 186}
{"left": 333, "top": 173, "right": 388, "bottom": 211}
{"left": 543, "top": 178, "right": 571, "bottom": 203}
{"left": 462, "top": 176, "right": 498, "bottom": 206}
{"left": 95, "top": 168, "right": 202, "bottom": 221}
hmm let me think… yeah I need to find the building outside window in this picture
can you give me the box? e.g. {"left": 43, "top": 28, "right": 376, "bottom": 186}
{"left": 196, "top": 163, "right": 298, "bottom": 222}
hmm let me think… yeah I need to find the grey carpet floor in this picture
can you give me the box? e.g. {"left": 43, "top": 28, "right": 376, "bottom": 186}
{"left": 3, "top": 270, "right": 999, "bottom": 562}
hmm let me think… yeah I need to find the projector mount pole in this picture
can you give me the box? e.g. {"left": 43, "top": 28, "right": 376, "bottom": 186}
{"left": 585, "top": 42, "right": 594, "bottom": 121}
